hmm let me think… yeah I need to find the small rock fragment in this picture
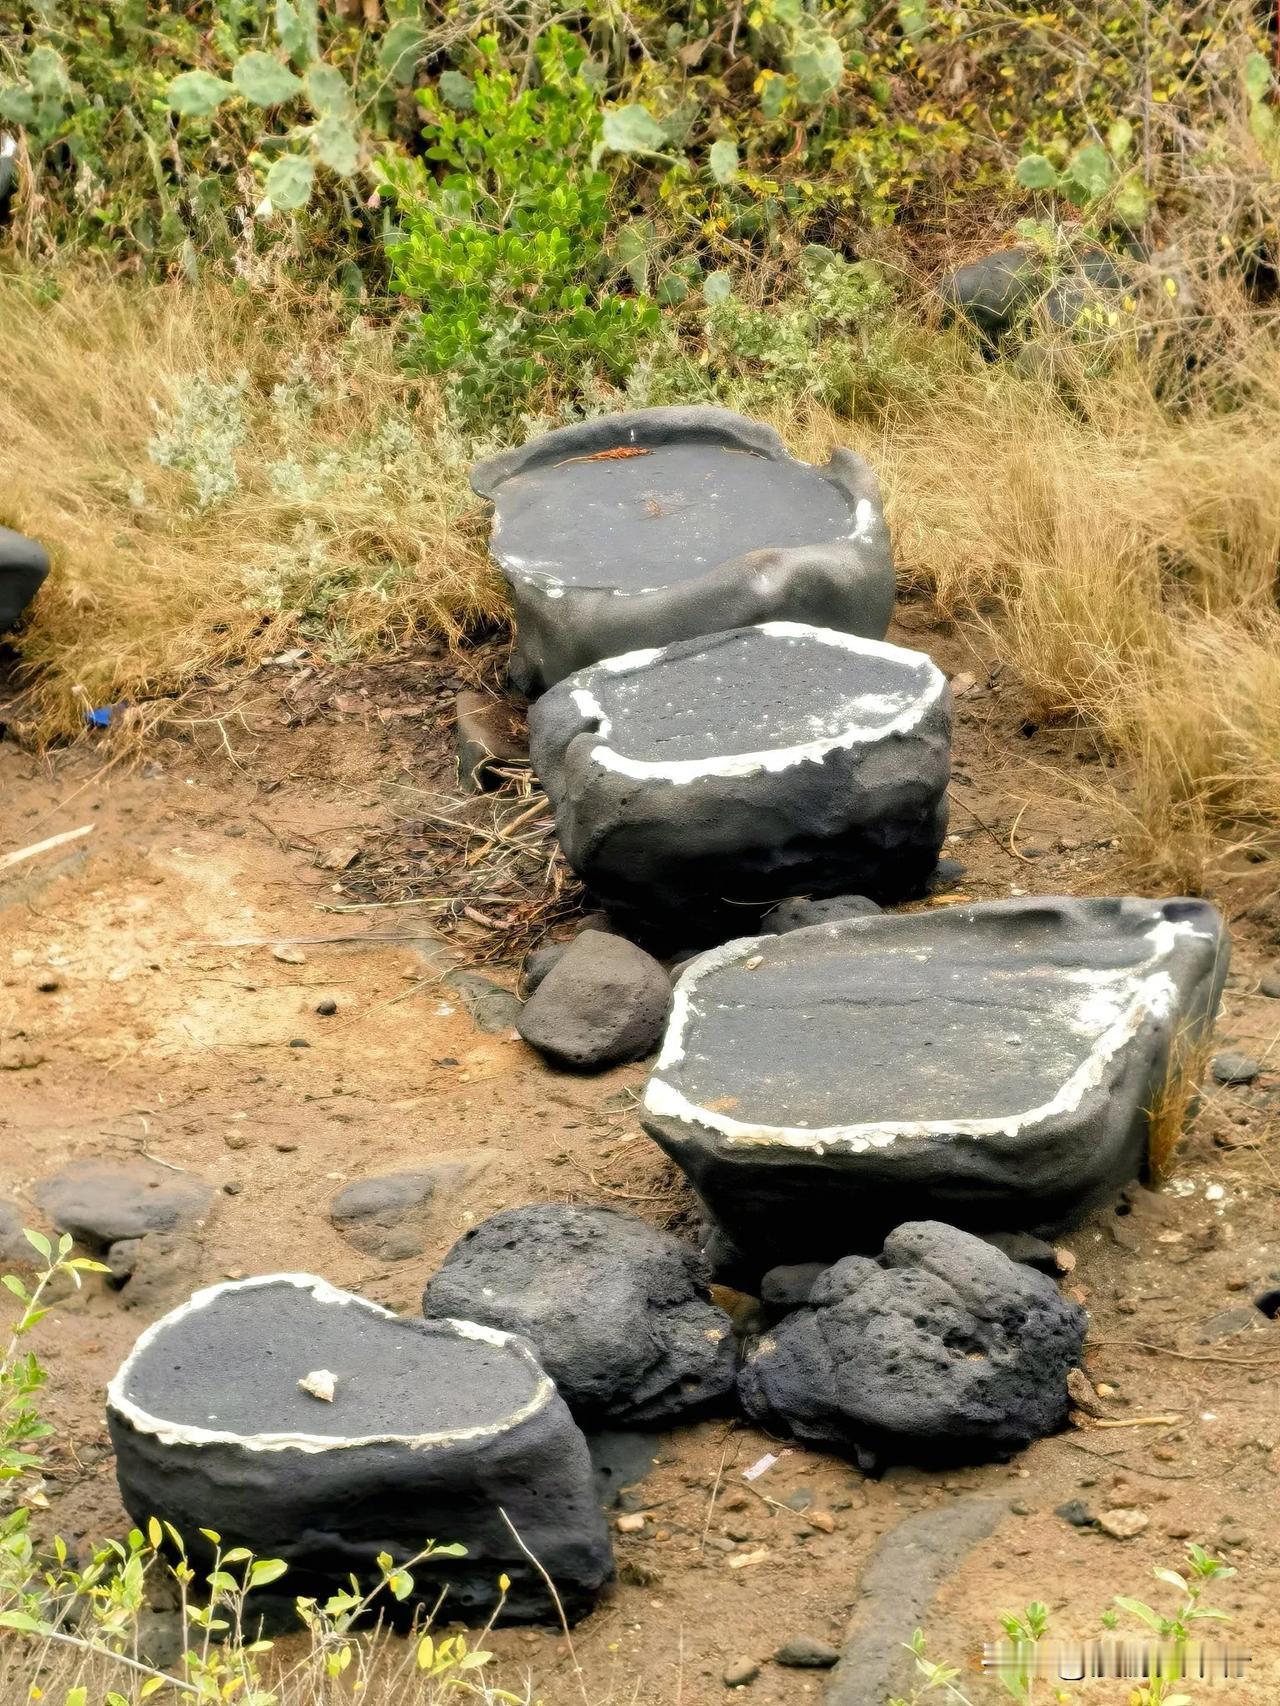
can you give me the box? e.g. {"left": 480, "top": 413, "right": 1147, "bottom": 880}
{"left": 516, "top": 931, "right": 670, "bottom": 1071}
{"left": 299, "top": 1369, "right": 337, "bottom": 1402}
{"left": 723, "top": 1658, "right": 760, "bottom": 1689}
{"left": 615, "top": 1512, "right": 646, "bottom": 1535}
{"left": 1211, "top": 1052, "right": 1260, "bottom": 1086}
{"left": 1055, "top": 1499, "right": 1096, "bottom": 1528}
{"left": 774, "top": 1636, "right": 840, "bottom": 1669}
{"left": 273, "top": 944, "right": 307, "bottom": 965}
{"left": 315, "top": 998, "right": 338, "bottom": 1016}
{"left": 1258, "top": 969, "right": 1280, "bottom": 999}
{"left": 761, "top": 895, "right": 881, "bottom": 935}
{"left": 1098, "top": 1508, "right": 1149, "bottom": 1540}
{"left": 1066, "top": 1367, "right": 1106, "bottom": 1417}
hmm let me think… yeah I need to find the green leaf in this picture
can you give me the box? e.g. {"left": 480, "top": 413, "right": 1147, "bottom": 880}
{"left": 708, "top": 138, "right": 739, "bottom": 186}
{"left": 1244, "top": 51, "right": 1272, "bottom": 105}
{"left": 264, "top": 153, "right": 315, "bottom": 210}
{"left": 760, "top": 72, "right": 789, "bottom": 120}
{"left": 1112, "top": 176, "right": 1149, "bottom": 227}
{"left": 897, "top": 0, "right": 929, "bottom": 42}
{"left": 248, "top": 1557, "right": 289, "bottom": 1588}
{"left": 601, "top": 105, "right": 669, "bottom": 156}
{"left": 305, "top": 64, "right": 353, "bottom": 117}
{"left": 615, "top": 221, "right": 653, "bottom": 294}
{"left": 1015, "top": 153, "right": 1058, "bottom": 190}
{"left": 656, "top": 273, "right": 689, "bottom": 305}
{"left": 312, "top": 114, "right": 359, "bottom": 177}
{"left": 65, "top": 1689, "right": 88, "bottom": 1706}
{"left": 168, "top": 71, "right": 235, "bottom": 118}
{"left": 22, "top": 1229, "right": 52, "bottom": 1261}
{"left": 378, "top": 20, "right": 427, "bottom": 85}
{"left": 0, "top": 85, "right": 38, "bottom": 127}
{"left": 1114, "top": 1596, "right": 1164, "bottom": 1631}
{"left": 1106, "top": 117, "right": 1134, "bottom": 159}
{"left": 1063, "top": 142, "right": 1114, "bottom": 203}
{"left": 0, "top": 1609, "right": 49, "bottom": 1633}
{"left": 703, "top": 270, "right": 732, "bottom": 304}
{"left": 788, "top": 29, "right": 843, "bottom": 105}
{"left": 27, "top": 47, "right": 70, "bottom": 101}
{"left": 234, "top": 52, "right": 303, "bottom": 107}
{"left": 1152, "top": 1568, "right": 1188, "bottom": 1592}
{"left": 438, "top": 70, "right": 475, "bottom": 112}
{"left": 277, "top": 0, "right": 318, "bottom": 65}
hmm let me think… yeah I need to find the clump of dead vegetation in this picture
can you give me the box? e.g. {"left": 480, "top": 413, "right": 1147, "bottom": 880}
{"left": 0, "top": 274, "right": 502, "bottom": 743}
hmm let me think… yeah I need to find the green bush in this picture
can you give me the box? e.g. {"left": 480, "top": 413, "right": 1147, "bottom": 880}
{"left": 381, "top": 29, "right": 657, "bottom": 429}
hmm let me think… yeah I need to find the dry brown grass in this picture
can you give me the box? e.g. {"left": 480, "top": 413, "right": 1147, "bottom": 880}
{"left": 0, "top": 272, "right": 503, "bottom": 743}
{"left": 790, "top": 286, "right": 1280, "bottom": 891}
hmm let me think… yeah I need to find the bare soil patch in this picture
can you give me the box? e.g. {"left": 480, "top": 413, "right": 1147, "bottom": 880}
{"left": 2, "top": 602, "right": 1278, "bottom": 1704}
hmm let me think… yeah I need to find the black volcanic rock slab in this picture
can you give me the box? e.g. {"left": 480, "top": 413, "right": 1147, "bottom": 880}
{"left": 0, "top": 525, "right": 49, "bottom": 634}
{"left": 422, "top": 1204, "right": 736, "bottom": 1427}
{"left": 641, "top": 897, "right": 1229, "bottom": 1271}
{"left": 470, "top": 407, "right": 894, "bottom": 693}
{"left": 107, "top": 1275, "right": 612, "bottom": 1625}
{"left": 530, "top": 623, "right": 950, "bottom": 935}
{"left": 739, "top": 1222, "right": 1087, "bottom": 1470}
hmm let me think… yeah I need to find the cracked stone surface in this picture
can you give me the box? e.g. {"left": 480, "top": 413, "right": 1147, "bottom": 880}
{"left": 471, "top": 407, "right": 894, "bottom": 693}
{"left": 642, "top": 896, "right": 1229, "bottom": 1269}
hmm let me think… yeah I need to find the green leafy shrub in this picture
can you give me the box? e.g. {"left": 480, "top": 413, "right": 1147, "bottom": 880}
{"left": 382, "top": 29, "right": 657, "bottom": 429}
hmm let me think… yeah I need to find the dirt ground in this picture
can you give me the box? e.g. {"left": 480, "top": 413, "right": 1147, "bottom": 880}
{"left": 2, "top": 600, "right": 1278, "bottom": 1706}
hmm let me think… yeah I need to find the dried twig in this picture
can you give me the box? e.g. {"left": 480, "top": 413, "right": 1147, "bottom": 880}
{"left": 0, "top": 824, "right": 94, "bottom": 872}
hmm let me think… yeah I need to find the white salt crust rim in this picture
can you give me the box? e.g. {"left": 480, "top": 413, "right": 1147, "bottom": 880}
{"left": 491, "top": 428, "right": 882, "bottom": 598}
{"left": 642, "top": 914, "right": 1215, "bottom": 1153}
{"left": 106, "top": 1274, "right": 554, "bottom": 1455}
{"left": 566, "top": 621, "right": 946, "bottom": 785}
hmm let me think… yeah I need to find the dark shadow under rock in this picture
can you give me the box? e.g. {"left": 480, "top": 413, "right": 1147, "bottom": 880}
{"left": 642, "top": 896, "right": 1228, "bottom": 1269}
{"left": 762, "top": 895, "right": 881, "bottom": 934}
{"left": 738, "top": 1222, "right": 1086, "bottom": 1471}
{"left": 531, "top": 624, "right": 950, "bottom": 937}
{"left": 422, "top": 1203, "right": 736, "bottom": 1427}
{"left": 35, "top": 1158, "right": 214, "bottom": 1251}
{"left": 471, "top": 407, "right": 894, "bottom": 694}
{"left": 108, "top": 1274, "right": 612, "bottom": 1626}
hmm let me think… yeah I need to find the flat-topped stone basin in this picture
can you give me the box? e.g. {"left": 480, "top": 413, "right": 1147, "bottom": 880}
{"left": 470, "top": 407, "right": 894, "bottom": 693}
{"left": 107, "top": 1275, "right": 612, "bottom": 1624}
{"left": 530, "top": 622, "right": 951, "bottom": 935}
{"left": 641, "top": 897, "right": 1229, "bottom": 1271}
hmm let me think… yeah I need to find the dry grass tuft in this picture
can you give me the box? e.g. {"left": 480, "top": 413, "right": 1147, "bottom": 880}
{"left": 789, "top": 287, "right": 1280, "bottom": 892}
{"left": 1146, "top": 1023, "right": 1216, "bottom": 1183}
{"left": 0, "top": 272, "right": 503, "bottom": 743}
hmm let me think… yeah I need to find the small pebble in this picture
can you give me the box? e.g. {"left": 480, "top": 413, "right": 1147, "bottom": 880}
{"left": 723, "top": 1659, "right": 759, "bottom": 1689}
{"left": 775, "top": 1636, "right": 840, "bottom": 1669}
{"left": 1258, "top": 969, "right": 1280, "bottom": 999}
{"left": 34, "top": 973, "right": 60, "bottom": 993}
{"left": 288, "top": 1038, "right": 311, "bottom": 1049}
{"left": 315, "top": 998, "right": 338, "bottom": 1016}
{"left": 1211, "top": 1052, "right": 1260, "bottom": 1086}
{"left": 1098, "top": 1508, "right": 1149, "bottom": 1540}
{"left": 615, "top": 1513, "right": 646, "bottom": 1535}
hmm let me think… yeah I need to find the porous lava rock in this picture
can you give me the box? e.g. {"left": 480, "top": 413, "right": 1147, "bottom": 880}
{"left": 0, "top": 525, "right": 49, "bottom": 633}
{"left": 36, "top": 1159, "right": 214, "bottom": 1250}
{"left": 471, "top": 407, "right": 894, "bottom": 694}
{"left": 422, "top": 1204, "right": 736, "bottom": 1426}
{"left": 642, "top": 896, "right": 1228, "bottom": 1269}
{"left": 516, "top": 930, "right": 670, "bottom": 1070}
{"left": 531, "top": 623, "right": 950, "bottom": 936}
{"left": 107, "top": 1274, "right": 612, "bottom": 1624}
{"left": 738, "top": 1221, "right": 1087, "bottom": 1470}
{"left": 762, "top": 894, "right": 881, "bottom": 934}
